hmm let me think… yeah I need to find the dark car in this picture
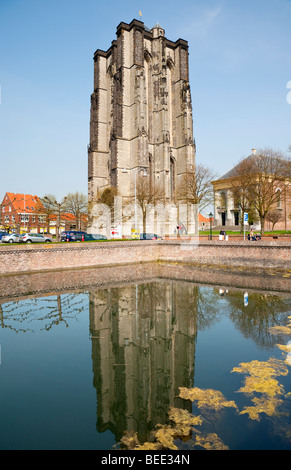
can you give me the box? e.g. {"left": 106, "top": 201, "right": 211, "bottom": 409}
{"left": 83, "top": 233, "right": 107, "bottom": 241}
{"left": 60, "top": 231, "right": 107, "bottom": 242}
{"left": 61, "top": 231, "right": 87, "bottom": 242}
{"left": 140, "top": 233, "right": 161, "bottom": 240}
{"left": 0, "top": 231, "right": 9, "bottom": 240}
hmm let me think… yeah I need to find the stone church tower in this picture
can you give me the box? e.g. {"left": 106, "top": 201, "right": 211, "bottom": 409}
{"left": 88, "top": 18, "right": 195, "bottom": 207}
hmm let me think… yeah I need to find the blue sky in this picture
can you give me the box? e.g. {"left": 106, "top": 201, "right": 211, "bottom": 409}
{"left": 0, "top": 0, "right": 291, "bottom": 201}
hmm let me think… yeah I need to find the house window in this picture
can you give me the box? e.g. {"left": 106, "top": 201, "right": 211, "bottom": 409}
{"left": 21, "top": 214, "right": 29, "bottom": 222}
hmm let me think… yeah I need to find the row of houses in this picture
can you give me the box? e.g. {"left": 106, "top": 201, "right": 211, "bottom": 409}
{"left": 0, "top": 192, "right": 87, "bottom": 234}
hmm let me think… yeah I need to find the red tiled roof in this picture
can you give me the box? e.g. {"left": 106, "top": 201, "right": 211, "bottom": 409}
{"left": 198, "top": 213, "right": 210, "bottom": 222}
{"left": 5, "top": 193, "right": 43, "bottom": 213}
{"left": 49, "top": 212, "right": 88, "bottom": 222}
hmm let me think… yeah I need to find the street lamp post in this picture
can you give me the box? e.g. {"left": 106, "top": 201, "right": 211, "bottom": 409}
{"left": 23, "top": 194, "right": 25, "bottom": 233}
{"left": 55, "top": 198, "right": 67, "bottom": 242}
{"left": 209, "top": 212, "right": 213, "bottom": 240}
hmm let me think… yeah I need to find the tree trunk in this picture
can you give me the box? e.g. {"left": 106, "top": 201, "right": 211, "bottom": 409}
{"left": 260, "top": 216, "right": 265, "bottom": 235}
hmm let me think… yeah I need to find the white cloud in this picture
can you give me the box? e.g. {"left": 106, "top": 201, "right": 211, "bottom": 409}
{"left": 205, "top": 6, "right": 221, "bottom": 23}
{"left": 180, "top": 5, "right": 222, "bottom": 38}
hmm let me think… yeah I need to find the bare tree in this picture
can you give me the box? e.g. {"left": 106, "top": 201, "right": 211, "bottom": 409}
{"left": 266, "top": 209, "right": 283, "bottom": 231}
{"left": 177, "top": 163, "right": 216, "bottom": 212}
{"left": 231, "top": 180, "right": 251, "bottom": 232}
{"left": 41, "top": 195, "right": 68, "bottom": 240}
{"left": 230, "top": 162, "right": 260, "bottom": 231}
{"left": 230, "top": 148, "right": 291, "bottom": 234}
{"left": 134, "top": 175, "right": 164, "bottom": 233}
{"left": 35, "top": 194, "right": 57, "bottom": 232}
{"left": 97, "top": 186, "right": 117, "bottom": 224}
{"left": 88, "top": 186, "right": 135, "bottom": 232}
{"left": 64, "top": 192, "right": 88, "bottom": 230}
{"left": 98, "top": 186, "right": 117, "bottom": 209}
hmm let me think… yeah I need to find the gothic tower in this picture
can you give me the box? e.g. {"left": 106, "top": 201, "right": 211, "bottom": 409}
{"left": 88, "top": 18, "right": 195, "bottom": 206}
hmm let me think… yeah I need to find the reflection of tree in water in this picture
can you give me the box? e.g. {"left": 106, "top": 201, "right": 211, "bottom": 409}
{"left": 179, "top": 285, "right": 291, "bottom": 346}
{"left": 0, "top": 293, "right": 88, "bottom": 333}
{"left": 143, "top": 282, "right": 219, "bottom": 332}
{"left": 195, "top": 287, "right": 222, "bottom": 331}
{"left": 222, "top": 291, "right": 291, "bottom": 349}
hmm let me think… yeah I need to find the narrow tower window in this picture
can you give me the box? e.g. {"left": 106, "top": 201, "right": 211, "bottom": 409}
{"left": 170, "top": 157, "right": 175, "bottom": 201}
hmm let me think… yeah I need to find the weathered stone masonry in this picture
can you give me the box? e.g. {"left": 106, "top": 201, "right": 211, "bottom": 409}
{"left": 88, "top": 19, "right": 195, "bottom": 204}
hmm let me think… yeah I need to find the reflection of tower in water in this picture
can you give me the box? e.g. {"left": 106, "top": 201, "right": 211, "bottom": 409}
{"left": 89, "top": 280, "right": 197, "bottom": 444}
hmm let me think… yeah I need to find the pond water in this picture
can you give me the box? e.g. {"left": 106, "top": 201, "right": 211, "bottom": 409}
{"left": 1, "top": 278, "right": 291, "bottom": 450}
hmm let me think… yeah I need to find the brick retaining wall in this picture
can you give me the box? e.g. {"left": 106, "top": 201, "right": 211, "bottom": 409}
{"left": 0, "top": 241, "right": 158, "bottom": 275}
{"left": 0, "top": 259, "right": 290, "bottom": 302}
{"left": 0, "top": 239, "right": 291, "bottom": 276}
{"left": 160, "top": 240, "right": 291, "bottom": 269}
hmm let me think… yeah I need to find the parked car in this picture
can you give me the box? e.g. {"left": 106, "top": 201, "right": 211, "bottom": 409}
{"left": 1, "top": 233, "right": 21, "bottom": 243}
{"left": 83, "top": 234, "right": 107, "bottom": 241}
{"left": 20, "top": 233, "right": 52, "bottom": 243}
{"left": 0, "top": 231, "right": 9, "bottom": 240}
{"left": 61, "top": 231, "right": 87, "bottom": 242}
{"left": 61, "top": 231, "right": 107, "bottom": 242}
{"left": 140, "top": 233, "right": 161, "bottom": 240}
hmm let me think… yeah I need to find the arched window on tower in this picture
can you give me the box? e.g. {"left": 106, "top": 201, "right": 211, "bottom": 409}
{"left": 167, "top": 58, "right": 174, "bottom": 146}
{"left": 276, "top": 188, "right": 282, "bottom": 209}
{"left": 149, "top": 154, "right": 154, "bottom": 192}
{"left": 170, "top": 157, "right": 175, "bottom": 201}
{"left": 144, "top": 50, "right": 152, "bottom": 140}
